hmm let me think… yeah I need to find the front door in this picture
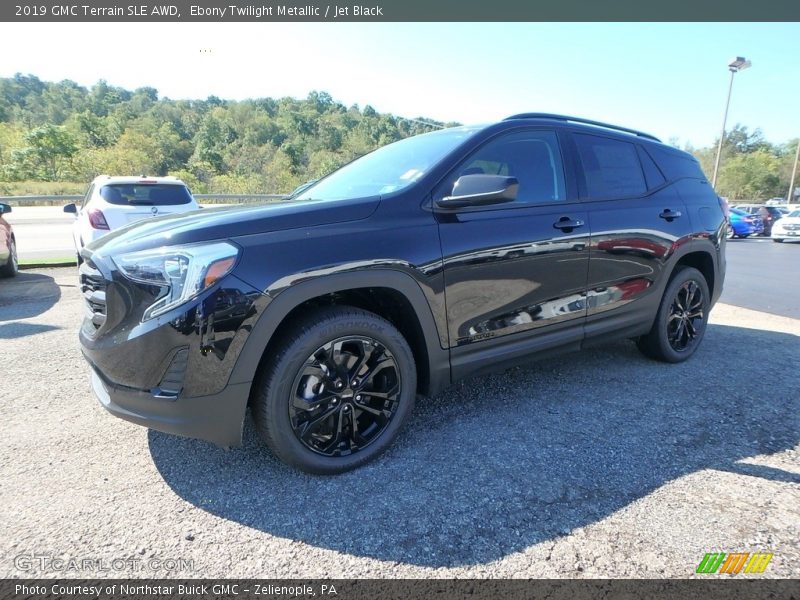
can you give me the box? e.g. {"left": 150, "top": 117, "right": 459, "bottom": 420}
{"left": 435, "top": 130, "right": 590, "bottom": 351}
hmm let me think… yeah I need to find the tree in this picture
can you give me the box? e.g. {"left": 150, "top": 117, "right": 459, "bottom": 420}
{"left": 22, "top": 124, "right": 78, "bottom": 179}
{"left": 717, "top": 150, "right": 782, "bottom": 201}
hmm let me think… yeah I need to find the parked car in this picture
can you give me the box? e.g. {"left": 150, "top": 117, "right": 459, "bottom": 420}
{"left": 0, "top": 203, "right": 17, "bottom": 278}
{"left": 735, "top": 204, "right": 787, "bottom": 236}
{"left": 727, "top": 208, "right": 763, "bottom": 239}
{"left": 63, "top": 175, "right": 199, "bottom": 260}
{"left": 78, "top": 113, "right": 726, "bottom": 473}
{"left": 757, "top": 207, "right": 781, "bottom": 236}
{"left": 770, "top": 209, "right": 800, "bottom": 243}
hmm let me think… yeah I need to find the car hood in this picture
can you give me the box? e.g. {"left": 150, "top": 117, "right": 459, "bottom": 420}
{"left": 775, "top": 216, "right": 800, "bottom": 226}
{"left": 87, "top": 196, "right": 380, "bottom": 257}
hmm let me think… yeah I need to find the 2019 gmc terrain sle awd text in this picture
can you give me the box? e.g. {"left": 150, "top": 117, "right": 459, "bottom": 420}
{"left": 78, "top": 114, "right": 726, "bottom": 473}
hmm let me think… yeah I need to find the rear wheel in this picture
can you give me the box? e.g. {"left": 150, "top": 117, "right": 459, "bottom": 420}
{"left": 252, "top": 306, "right": 416, "bottom": 474}
{"left": 637, "top": 267, "right": 709, "bottom": 363}
{"left": 726, "top": 223, "right": 736, "bottom": 239}
{"left": 0, "top": 238, "right": 18, "bottom": 278}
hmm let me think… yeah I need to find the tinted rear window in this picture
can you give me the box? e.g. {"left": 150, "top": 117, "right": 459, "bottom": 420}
{"left": 637, "top": 146, "right": 666, "bottom": 189}
{"left": 99, "top": 184, "right": 192, "bottom": 206}
{"left": 574, "top": 134, "right": 647, "bottom": 199}
{"left": 648, "top": 145, "right": 706, "bottom": 181}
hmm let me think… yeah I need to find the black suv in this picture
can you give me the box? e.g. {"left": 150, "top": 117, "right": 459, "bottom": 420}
{"left": 79, "top": 114, "right": 726, "bottom": 473}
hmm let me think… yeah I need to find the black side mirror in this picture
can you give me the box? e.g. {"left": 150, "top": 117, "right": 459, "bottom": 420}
{"left": 0, "top": 203, "right": 11, "bottom": 215}
{"left": 436, "top": 175, "right": 519, "bottom": 209}
{"left": 63, "top": 203, "right": 77, "bottom": 214}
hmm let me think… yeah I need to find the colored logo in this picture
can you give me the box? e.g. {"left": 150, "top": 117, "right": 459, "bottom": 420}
{"left": 696, "top": 552, "right": 773, "bottom": 574}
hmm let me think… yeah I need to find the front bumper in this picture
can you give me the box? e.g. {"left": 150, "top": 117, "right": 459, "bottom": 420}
{"left": 89, "top": 363, "right": 250, "bottom": 448}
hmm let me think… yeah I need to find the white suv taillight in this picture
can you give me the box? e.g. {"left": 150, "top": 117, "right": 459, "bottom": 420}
{"left": 88, "top": 208, "right": 109, "bottom": 230}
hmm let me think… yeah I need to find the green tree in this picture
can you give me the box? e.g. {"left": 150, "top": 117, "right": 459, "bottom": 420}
{"left": 22, "top": 124, "right": 78, "bottom": 179}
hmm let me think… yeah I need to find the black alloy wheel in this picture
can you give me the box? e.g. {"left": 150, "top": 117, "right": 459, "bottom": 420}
{"left": 666, "top": 280, "right": 705, "bottom": 353}
{"left": 252, "top": 306, "right": 416, "bottom": 474}
{"left": 637, "top": 266, "right": 710, "bottom": 363}
{"left": 289, "top": 336, "right": 402, "bottom": 457}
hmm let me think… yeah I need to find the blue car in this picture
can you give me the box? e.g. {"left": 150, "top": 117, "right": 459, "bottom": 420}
{"left": 727, "top": 207, "right": 763, "bottom": 239}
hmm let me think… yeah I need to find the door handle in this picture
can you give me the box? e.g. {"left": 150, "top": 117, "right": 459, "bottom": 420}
{"left": 553, "top": 217, "right": 585, "bottom": 231}
{"left": 659, "top": 209, "right": 682, "bottom": 221}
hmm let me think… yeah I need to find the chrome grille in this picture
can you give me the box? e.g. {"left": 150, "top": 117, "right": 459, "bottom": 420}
{"left": 79, "top": 261, "right": 107, "bottom": 329}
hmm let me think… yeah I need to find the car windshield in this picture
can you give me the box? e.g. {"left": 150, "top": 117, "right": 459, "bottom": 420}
{"left": 294, "top": 126, "right": 482, "bottom": 202}
{"left": 789, "top": 210, "right": 800, "bottom": 218}
{"left": 100, "top": 183, "right": 192, "bottom": 206}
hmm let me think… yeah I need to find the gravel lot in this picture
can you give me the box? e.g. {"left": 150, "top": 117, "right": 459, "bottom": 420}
{"left": 1, "top": 267, "right": 798, "bottom": 578}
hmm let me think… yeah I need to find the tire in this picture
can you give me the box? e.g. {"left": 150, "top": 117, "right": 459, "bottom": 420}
{"left": 773, "top": 238, "right": 784, "bottom": 243}
{"left": 252, "top": 306, "right": 416, "bottom": 474}
{"left": 725, "top": 223, "right": 736, "bottom": 240}
{"left": 0, "top": 237, "right": 18, "bottom": 278}
{"left": 637, "top": 266, "right": 710, "bottom": 363}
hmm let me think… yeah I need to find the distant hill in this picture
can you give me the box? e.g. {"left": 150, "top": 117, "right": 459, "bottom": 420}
{"left": 0, "top": 73, "right": 456, "bottom": 194}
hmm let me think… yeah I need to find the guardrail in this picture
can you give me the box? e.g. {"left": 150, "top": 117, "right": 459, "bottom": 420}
{"left": 0, "top": 194, "right": 287, "bottom": 206}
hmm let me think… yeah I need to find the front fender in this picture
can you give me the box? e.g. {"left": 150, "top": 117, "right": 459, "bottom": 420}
{"left": 227, "top": 269, "right": 451, "bottom": 397}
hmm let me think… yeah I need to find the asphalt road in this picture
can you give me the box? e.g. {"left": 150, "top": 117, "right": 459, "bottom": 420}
{"left": 722, "top": 237, "right": 800, "bottom": 319}
{"left": 0, "top": 267, "right": 798, "bottom": 578}
{"left": 4, "top": 206, "right": 75, "bottom": 260}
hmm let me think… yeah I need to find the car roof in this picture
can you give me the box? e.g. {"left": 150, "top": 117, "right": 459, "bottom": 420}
{"left": 501, "top": 113, "right": 661, "bottom": 143}
{"left": 92, "top": 175, "right": 186, "bottom": 186}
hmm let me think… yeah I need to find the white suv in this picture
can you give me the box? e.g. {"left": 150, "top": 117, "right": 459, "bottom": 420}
{"left": 64, "top": 175, "right": 199, "bottom": 257}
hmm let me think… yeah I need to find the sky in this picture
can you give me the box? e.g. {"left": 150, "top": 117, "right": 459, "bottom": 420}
{"left": 0, "top": 22, "right": 798, "bottom": 148}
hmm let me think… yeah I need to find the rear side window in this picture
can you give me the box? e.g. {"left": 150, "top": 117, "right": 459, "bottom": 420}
{"left": 637, "top": 146, "right": 666, "bottom": 189}
{"left": 648, "top": 145, "right": 706, "bottom": 181}
{"left": 99, "top": 184, "right": 192, "bottom": 206}
{"left": 574, "top": 134, "right": 646, "bottom": 199}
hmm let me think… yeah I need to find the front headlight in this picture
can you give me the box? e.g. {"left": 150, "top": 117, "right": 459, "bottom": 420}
{"left": 113, "top": 241, "right": 239, "bottom": 321}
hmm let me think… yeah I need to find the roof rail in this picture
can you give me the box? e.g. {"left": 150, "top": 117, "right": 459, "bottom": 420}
{"left": 503, "top": 113, "right": 660, "bottom": 142}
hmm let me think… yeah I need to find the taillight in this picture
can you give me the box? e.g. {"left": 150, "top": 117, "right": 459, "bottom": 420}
{"left": 88, "top": 208, "right": 109, "bottom": 230}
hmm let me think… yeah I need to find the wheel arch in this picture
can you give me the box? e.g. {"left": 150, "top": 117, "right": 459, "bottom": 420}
{"left": 672, "top": 248, "right": 716, "bottom": 296}
{"left": 229, "top": 269, "right": 450, "bottom": 400}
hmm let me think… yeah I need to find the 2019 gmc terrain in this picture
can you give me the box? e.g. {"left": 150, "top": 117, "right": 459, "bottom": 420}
{"left": 78, "top": 114, "right": 726, "bottom": 473}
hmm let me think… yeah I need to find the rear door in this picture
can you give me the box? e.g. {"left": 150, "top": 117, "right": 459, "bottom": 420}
{"left": 569, "top": 132, "right": 693, "bottom": 337}
{"left": 435, "top": 129, "right": 590, "bottom": 359}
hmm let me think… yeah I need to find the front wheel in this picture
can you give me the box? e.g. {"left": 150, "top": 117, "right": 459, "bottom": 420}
{"left": 252, "top": 306, "right": 416, "bottom": 474}
{"left": 637, "top": 267, "right": 710, "bottom": 363}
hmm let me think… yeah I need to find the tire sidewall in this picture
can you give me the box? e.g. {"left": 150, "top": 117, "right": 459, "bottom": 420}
{"left": 652, "top": 267, "right": 710, "bottom": 363}
{"left": 262, "top": 311, "right": 416, "bottom": 473}
{"left": 10, "top": 239, "right": 18, "bottom": 275}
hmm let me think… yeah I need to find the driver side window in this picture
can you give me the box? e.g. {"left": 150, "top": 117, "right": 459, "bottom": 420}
{"left": 455, "top": 131, "right": 566, "bottom": 205}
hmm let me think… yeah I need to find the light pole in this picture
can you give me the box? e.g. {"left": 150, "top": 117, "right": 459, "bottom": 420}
{"left": 788, "top": 138, "right": 800, "bottom": 206}
{"left": 711, "top": 56, "right": 751, "bottom": 188}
